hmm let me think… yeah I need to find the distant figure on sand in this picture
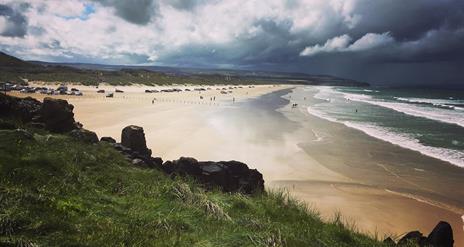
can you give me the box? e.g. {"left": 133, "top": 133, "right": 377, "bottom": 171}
{"left": 292, "top": 103, "right": 298, "bottom": 108}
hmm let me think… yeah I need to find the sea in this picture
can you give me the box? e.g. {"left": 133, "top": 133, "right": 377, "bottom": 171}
{"left": 306, "top": 86, "right": 464, "bottom": 168}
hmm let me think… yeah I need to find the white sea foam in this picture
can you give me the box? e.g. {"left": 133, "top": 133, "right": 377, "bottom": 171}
{"left": 307, "top": 106, "right": 464, "bottom": 168}
{"left": 339, "top": 91, "right": 464, "bottom": 128}
{"left": 394, "top": 97, "right": 464, "bottom": 111}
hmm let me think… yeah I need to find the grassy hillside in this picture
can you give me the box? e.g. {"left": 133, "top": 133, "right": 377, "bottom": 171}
{"left": 0, "top": 52, "right": 369, "bottom": 87}
{"left": 0, "top": 121, "right": 386, "bottom": 246}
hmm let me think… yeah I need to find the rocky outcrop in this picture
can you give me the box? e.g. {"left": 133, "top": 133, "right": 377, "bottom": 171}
{"left": 0, "top": 94, "right": 41, "bottom": 121}
{"left": 70, "top": 128, "right": 99, "bottom": 143}
{"left": 386, "top": 221, "right": 454, "bottom": 247}
{"left": 110, "top": 142, "right": 163, "bottom": 170}
{"left": 163, "top": 157, "right": 264, "bottom": 194}
{"left": 121, "top": 125, "right": 152, "bottom": 157}
{"left": 0, "top": 94, "right": 80, "bottom": 133}
{"left": 427, "top": 221, "right": 454, "bottom": 247}
{"left": 40, "top": 98, "right": 77, "bottom": 133}
{"left": 100, "top": 136, "right": 116, "bottom": 143}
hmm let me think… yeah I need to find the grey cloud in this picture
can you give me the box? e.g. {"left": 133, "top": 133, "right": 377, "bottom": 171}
{"left": 4, "top": 0, "right": 464, "bottom": 87}
{"left": 166, "top": 0, "right": 208, "bottom": 10}
{"left": 349, "top": 0, "right": 464, "bottom": 42}
{"left": 0, "top": 4, "right": 28, "bottom": 37}
{"left": 94, "top": 0, "right": 158, "bottom": 25}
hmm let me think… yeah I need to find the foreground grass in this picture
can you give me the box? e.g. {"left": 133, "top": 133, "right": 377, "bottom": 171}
{"left": 0, "top": 126, "right": 386, "bottom": 246}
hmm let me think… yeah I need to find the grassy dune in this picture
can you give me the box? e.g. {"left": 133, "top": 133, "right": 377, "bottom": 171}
{"left": 0, "top": 122, "right": 387, "bottom": 246}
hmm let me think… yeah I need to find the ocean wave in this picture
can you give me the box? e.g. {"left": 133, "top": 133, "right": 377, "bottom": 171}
{"left": 307, "top": 106, "right": 464, "bottom": 168}
{"left": 341, "top": 91, "right": 464, "bottom": 128}
{"left": 394, "top": 97, "right": 464, "bottom": 111}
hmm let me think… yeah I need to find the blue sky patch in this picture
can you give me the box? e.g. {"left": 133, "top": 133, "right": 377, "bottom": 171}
{"left": 60, "top": 3, "right": 95, "bottom": 20}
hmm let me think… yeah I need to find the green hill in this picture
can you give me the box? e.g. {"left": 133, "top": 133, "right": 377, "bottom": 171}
{"left": 0, "top": 52, "right": 38, "bottom": 68}
{"left": 0, "top": 52, "right": 369, "bottom": 86}
{"left": 0, "top": 122, "right": 385, "bottom": 246}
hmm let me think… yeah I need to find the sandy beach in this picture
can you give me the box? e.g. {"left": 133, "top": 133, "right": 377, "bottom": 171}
{"left": 9, "top": 83, "right": 464, "bottom": 245}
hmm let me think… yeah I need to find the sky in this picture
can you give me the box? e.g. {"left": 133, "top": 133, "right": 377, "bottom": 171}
{"left": 0, "top": 0, "right": 463, "bottom": 86}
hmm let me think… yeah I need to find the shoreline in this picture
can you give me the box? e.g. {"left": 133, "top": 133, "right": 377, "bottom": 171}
{"left": 8, "top": 83, "right": 464, "bottom": 245}
{"left": 276, "top": 86, "right": 464, "bottom": 245}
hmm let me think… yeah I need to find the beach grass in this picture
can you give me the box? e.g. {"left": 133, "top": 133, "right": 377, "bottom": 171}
{"left": 0, "top": 122, "right": 388, "bottom": 246}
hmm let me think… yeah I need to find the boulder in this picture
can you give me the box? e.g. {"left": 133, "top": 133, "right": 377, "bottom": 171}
{"left": 121, "top": 125, "right": 151, "bottom": 157}
{"left": 0, "top": 94, "right": 41, "bottom": 122}
{"left": 111, "top": 143, "right": 133, "bottom": 154}
{"left": 199, "top": 160, "right": 264, "bottom": 194}
{"left": 150, "top": 157, "right": 163, "bottom": 169}
{"left": 69, "top": 128, "right": 98, "bottom": 143}
{"left": 131, "top": 158, "right": 147, "bottom": 167}
{"left": 427, "top": 221, "right": 454, "bottom": 247}
{"left": 100, "top": 136, "right": 116, "bottom": 143}
{"left": 40, "top": 97, "right": 77, "bottom": 133}
{"left": 163, "top": 157, "right": 264, "bottom": 194}
{"left": 163, "top": 157, "right": 202, "bottom": 175}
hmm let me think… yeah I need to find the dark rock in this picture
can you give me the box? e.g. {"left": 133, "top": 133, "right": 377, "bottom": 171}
{"left": 121, "top": 125, "right": 151, "bottom": 157}
{"left": 0, "top": 94, "right": 41, "bottom": 122}
{"left": 163, "top": 157, "right": 264, "bottom": 194}
{"left": 200, "top": 160, "right": 264, "bottom": 194}
{"left": 131, "top": 158, "right": 146, "bottom": 167}
{"left": 163, "top": 157, "right": 201, "bottom": 175}
{"left": 383, "top": 237, "right": 396, "bottom": 246}
{"left": 427, "top": 221, "right": 454, "bottom": 247}
{"left": 150, "top": 157, "right": 163, "bottom": 169}
{"left": 69, "top": 128, "right": 98, "bottom": 143}
{"left": 40, "top": 97, "right": 77, "bottom": 133}
{"left": 398, "top": 231, "right": 428, "bottom": 246}
{"left": 112, "top": 143, "right": 132, "bottom": 153}
{"left": 100, "top": 136, "right": 116, "bottom": 143}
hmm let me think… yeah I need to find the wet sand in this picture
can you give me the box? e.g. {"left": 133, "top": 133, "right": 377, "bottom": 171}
{"left": 10, "top": 84, "right": 464, "bottom": 245}
{"left": 275, "top": 86, "right": 464, "bottom": 245}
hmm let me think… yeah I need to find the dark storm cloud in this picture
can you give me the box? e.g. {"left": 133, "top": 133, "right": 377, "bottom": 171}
{"left": 3, "top": 0, "right": 464, "bottom": 87}
{"left": 0, "top": 4, "right": 29, "bottom": 37}
{"left": 347, "top": 0, "right": 464, "bottom": 41}
{"left": 157, "top": 18, "right": 303, "bottom": 68}
{"left": 238, "top": 0, "right": 464, "bottom": 85}
{"left": 161, "top": 0, "right": 464, "bottom": 68}
{"left": 102, "top": 0, "right": 463, "bottom": 86}
{"left": 167, "top": 0, "right": 207, "bottom": 10}
{"left": 94, "top": 0, "right": 158, "bottom": 25}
